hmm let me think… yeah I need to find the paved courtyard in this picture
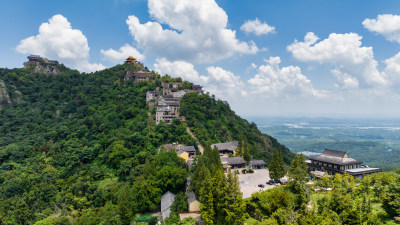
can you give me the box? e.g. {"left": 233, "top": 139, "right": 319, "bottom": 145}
{"left": 238, "top": 168, "right": 275, "bottom": 198}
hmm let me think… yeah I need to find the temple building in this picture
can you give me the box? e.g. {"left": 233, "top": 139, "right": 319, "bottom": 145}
{"left": 133, "top": 70, "right": 151, "bottom": 83}
{"left": 187, "top": 191, "right": 200, "bottom": 212}
{"left": 179, "top": 146, "right": 196, "bottom": 158}
{"left": 28, "top": 54, "right": 42, "bottom": 62}
{"left": 250, "top": 159, "right": 266, "bottom": 169}
{"left": 125, "top": 56, "right": 137, "bottom": 64}
{"left": 211, "top": 141, "right": 238, "bottom": 155}
{"left": 191, "top": 85, "right": 203, "bottom": 91}
{"left": 220, "top": 157, "right": 246, "bottom": 172}
{"left": 307, "top": 149, "right": 382, "bottom": 179}
{"left": 156, "top": 106, "right": 179, "bottom": 124}
{"left": 155, "top": 95, "right": 182, "bottom": 124}
{"left": 24, "top": 55, "right": 58, "bottom": 68}
{"left": 146, "top": 91, "right": 160, "bottom": 102}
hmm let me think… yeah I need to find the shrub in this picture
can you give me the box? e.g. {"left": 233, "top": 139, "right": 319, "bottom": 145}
{"left": 148, "top": 216, "right": 158, "bottom": 225}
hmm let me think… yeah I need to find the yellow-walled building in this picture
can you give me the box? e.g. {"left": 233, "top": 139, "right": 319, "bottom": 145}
{"left": 177, "top": 151, "right": 189, "bottom": 162}
{"left": 188, "top": 191, "right": 200, "bottom": 211}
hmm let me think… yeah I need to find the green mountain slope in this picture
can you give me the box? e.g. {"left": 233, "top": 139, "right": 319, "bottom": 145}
{"left": 180, "top": 93, "right": 294, "bottom": 164}
{"left": 0, "top": 63, "right": 293, "bottom": 224}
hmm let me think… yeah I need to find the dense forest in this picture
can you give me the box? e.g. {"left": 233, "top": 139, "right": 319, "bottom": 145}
{"left": 0, "top": 62, "right": 293, "bottom": 224}
{"left": 180, "top": 93, "right": 293, "bottom": 164}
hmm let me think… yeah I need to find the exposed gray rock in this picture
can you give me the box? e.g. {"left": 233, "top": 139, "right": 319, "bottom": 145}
{"left": 24, "top": 61, "right": 61, "bottom": 75}
{"left": 0, "top": 80, "right": 12, "bottom": 107}
{"left": 13, "top": 90, "right": 22, "bottom": 104}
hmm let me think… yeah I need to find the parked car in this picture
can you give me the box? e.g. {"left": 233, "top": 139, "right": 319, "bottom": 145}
{"left": 266, "top": 180, "right": 276, "bottom": 185}
{"left": 258, "top": 184, "right": 265, "bottom": 188}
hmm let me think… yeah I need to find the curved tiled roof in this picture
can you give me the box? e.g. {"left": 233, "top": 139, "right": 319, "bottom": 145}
{"left": 250, "top": 159, "right": 266, "bottom": 166}
{"left": 220, "top": 156, "right": 246, "bottom": 165}
{"left": 211, "top": 141, "right": 238, "bottom": 151}
{"left": 346, "top": 167, "right": 382, "bottom": 175}
{"left": 188, "top": 191, "right": 198, "bottom": 204}
{"left": 161, "top": 191, "right": 176, "bottom": 219}
{"left": 310, "top": 149, "right": 362, "bottom": 165}
{"left": 180, "top": 146, "right": 196, "bottom": 152}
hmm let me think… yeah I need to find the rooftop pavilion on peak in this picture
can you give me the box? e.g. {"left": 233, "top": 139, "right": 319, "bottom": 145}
{"left": 25, "top": 54, "right": 58, "bottom": 65}
{"left": 125, "top": 56, "right": 138, "bottom": 64}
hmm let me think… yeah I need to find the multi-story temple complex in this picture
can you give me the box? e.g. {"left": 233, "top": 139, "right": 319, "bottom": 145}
{"left": 307, "top": 149, "right": 382, "bottom": 179}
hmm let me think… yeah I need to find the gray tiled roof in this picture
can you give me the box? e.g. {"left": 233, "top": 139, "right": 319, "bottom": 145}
{"left": 250, "top": 159, "right": 266, "bottom": 166}
{"left": 177, "top": 150, "right": 186, "bottom": 154}
{"left": 321, "top": 149, "right": 346, "bottom": 157}
{"left": 156, "top": 106, "right": 171, "bottom": 112}
{"left": 211, "top": 141, "right": 238, "bottom": 151}
{"left": 162, "top": 144, "right": 178, "bottom": 151}
{"left": 161, "top": 191, "right": 176, "bottom": 219}
{"left": 28, "top": 54, "right": 42, "bottom": 59}
{"left": 310, "top": 149, "right": 362, "bottom": 165}
{"left": 188, "top": 191, "right": 198, "bottom": 204}
{"left": 180, "top": 146, "right": 196, "bottom": 152}
{"left": 346, "top": 167, "right": 382, "bottom": 175}
{"left": 220, "top": 156, "right": 246, "bottom": 165}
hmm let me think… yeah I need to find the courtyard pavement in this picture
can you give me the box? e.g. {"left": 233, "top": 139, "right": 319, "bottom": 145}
{"left": 238, "top": 168, "right": 276, "bottom": 199}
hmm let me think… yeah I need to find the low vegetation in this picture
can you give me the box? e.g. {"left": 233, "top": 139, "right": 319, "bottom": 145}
{"left": 244, "top": 165, "right": 400, "bottom": 225}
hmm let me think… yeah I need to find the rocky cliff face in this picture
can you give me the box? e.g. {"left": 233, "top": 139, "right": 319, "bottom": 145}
{"left": 24, "top": 61, "right": 61, "bottom": 75}
{"left": 0, "top": 80, "right": 12, "bottom": 107}
{"left": 34, "top": 63, "right": 61, "bottom": 75}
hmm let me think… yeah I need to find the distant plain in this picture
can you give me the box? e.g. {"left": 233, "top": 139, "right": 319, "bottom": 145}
{"left": 249, "top": 117, "right": 400, "bottom": 169}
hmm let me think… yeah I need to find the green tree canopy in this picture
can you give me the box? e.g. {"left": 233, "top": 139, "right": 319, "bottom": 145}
{"left": 288, "top": 154, "right": 308, "bottom": 182}
{"left": 268, "top": 148, "right": 286, "bottom": 181}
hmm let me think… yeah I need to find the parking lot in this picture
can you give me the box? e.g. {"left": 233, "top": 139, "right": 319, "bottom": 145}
{"left": 238, "top": 168, "right": 276, "bottom": 198}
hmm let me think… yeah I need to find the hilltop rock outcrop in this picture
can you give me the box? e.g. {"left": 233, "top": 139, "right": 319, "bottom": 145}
{"left": 0, "top": 80, "right": 12, "bottom": 107}
{"left": 28, "top": 62, "right": 62, "bottom": 75}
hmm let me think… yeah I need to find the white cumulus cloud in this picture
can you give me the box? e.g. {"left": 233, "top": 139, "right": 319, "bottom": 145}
{"left": 363, "top": 14, "right": 400, "bottom": 43}
{"left": 287, "top": 32, "right": 387, "bottom": 88}
{"left": 205, "top": 66, "right": 247, "bottom": 98}
{"left": 154, "top": 58, "right": 206, "bottom": 83}
{"left": 154, "top": 58, "right": 246, "bottom": 99}
{"left": 331, "top": 69, "right": 359, "bottom": 89}
{"left": 101, "top": 44, "right": 144, "bottom": 63}
{"left": 240, "top": 18, "right": 275, "bottom": 36}
{"left": 383, "top": 52, "right": 400, "bottom": 85}
{"left": 362, "top": 14, "right": 400, "bottom": 89}
{"left": 16, "top": 14, "right": 105, "bottom": 72}
{"left": 248, "top": 57, "right": 328, "bottom": 99}
{"left": 126, "top": 0, "right": 258, "bottom": 64}
{"left": 155, "top": 57, "right": 329, "bottom": 101}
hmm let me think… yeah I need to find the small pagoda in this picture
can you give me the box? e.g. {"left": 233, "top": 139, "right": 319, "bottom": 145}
{"left": 125, "top": 56, "right": 137, "bottom": 64}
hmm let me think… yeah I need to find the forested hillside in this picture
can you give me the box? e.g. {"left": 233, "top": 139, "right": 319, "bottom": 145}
{"left": 0, "top": 62, "right": 293, "bottom": 224}
{"left": 180, "top": 93, "right": 293, "bottom": 164}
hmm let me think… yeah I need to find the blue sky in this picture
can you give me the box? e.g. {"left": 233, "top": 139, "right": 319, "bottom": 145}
{"left": 2, "top": 0, "right": 400, "bottom": 118}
